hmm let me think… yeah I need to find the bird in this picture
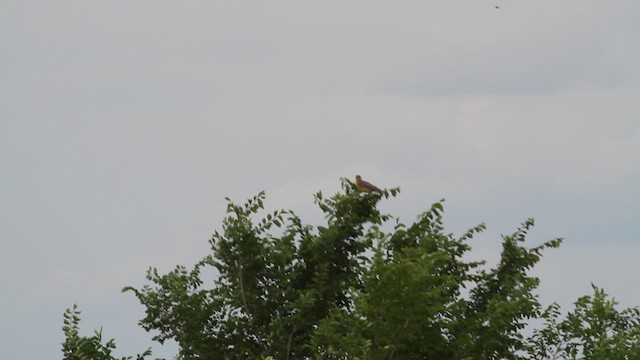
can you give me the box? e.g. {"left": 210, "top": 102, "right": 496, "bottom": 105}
{"left": 355, "top": 175, "right": 381, "bottom": 192}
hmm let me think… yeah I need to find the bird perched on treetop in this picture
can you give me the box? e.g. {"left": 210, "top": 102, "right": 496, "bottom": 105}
{"left": 355, "top": 175, "right": 381, "bottom": 192}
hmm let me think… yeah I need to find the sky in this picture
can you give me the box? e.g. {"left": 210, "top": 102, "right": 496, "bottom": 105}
{"left": 1, "top": 0, "right": 639, "bottom": 358}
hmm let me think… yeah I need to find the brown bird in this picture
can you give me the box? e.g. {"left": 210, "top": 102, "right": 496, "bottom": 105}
{"left": 355, "top": 175, "right": 381, "bottom": 192}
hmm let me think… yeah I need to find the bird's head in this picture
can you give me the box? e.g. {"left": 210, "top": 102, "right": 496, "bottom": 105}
{"left": 355, "top": 175, "right": 362, "bottom": 181}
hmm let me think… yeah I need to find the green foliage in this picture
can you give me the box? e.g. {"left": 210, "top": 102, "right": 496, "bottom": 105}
{"left": 308, "top": 204, "right": 562, "bottom": 360}
{"left": 530, "top": 285, "right": 640, "bottom": 359}
{"left": 61, "top": 304, "right": 151, "bottom": 360}
{"left": 122, "top": 180, "right": 397, "bottom": 359}
{"left": 64, "top": 178, "right": 640, "bottom": 359}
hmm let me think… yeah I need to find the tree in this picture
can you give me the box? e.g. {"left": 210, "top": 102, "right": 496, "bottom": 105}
{"left": 530, "top": 286, "right": 640, "bottom": 360}
{"left": 61, "top": 304, "right": 151, "bottom": 360}
{"left": 62, "top": 178, "right": 640, "bottom": 359}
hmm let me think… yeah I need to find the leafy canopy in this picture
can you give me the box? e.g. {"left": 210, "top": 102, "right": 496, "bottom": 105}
{"left": 62, "top": 178, "right": 640, "bottom": 360}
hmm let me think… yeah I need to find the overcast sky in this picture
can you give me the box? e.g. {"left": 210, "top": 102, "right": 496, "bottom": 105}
{"left": 2, "top": 1, "right": 639, "bottom": 359}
